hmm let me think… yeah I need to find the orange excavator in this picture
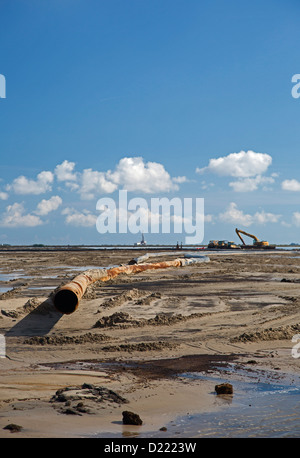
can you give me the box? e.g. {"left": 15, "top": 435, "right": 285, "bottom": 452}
{"left": 235, "top": 228, "right": 275, "bottom": 249}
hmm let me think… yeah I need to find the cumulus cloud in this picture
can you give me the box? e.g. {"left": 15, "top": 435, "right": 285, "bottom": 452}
{"left": 292, "top": 212, "right": 300, "bottom": 226}
{"left": 62, "top": 207, "right": 97, "bottom": 227}
{"left": 219, "top": 202, "right": 253, "bottom": 226}
{"left": 5, "top": 157, "right": 186, "bottom": 202}
{"left": 35, "top": 195, "right": 62, "bottom": 215}
{"left": 108, "top": 157, "right": 180, "bottom": 194}
{"left": 219, "top": 202, "right": 281, "bottom": 227}
{"left": 281, "top": 179, "right": 300, "bottom": 191}
{"left": 171, "top": 176, "right": 187, "bottom": 184}
{"left": 79, "top": 168, "right": 118, "bottom": 200}
{"left": 55, "top": 160, "right": 77, "bottom": 182}
{"left": 229, "top": 175, "right": 275, "bottom": 192}
{"left": 76, "top": 157, "right": 183, "bottom": 199}
{"left": 7, "top": 171, "right": 54, "bottom": 195}
{"left": 0, "top": 192, "right": 8, "bottom": 200}
{"left": 196, "top": 150, "right": 272, "bottom": 178}
{"left": 253, "top": 210, "right": 281, "bottom": 224}
{"left": 0, "top": 203, "right": 43, "bottom": 227}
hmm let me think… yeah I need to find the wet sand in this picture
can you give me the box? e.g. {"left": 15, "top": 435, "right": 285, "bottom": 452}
{"left": 0, "top": 247, "right": 300, "bottom": 437}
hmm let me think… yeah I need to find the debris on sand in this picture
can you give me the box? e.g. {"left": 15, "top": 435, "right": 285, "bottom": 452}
{"left": 50, "top": 383, "right": 128, "bottom": 415}
{"left": 3, "top": 423, "right": 23, "bottom": 433}
{"left": 215, "top": 383, "right": 233, "bottom": 395}
{"left": 122, "top": 410, "right": 143, "bottom": 425}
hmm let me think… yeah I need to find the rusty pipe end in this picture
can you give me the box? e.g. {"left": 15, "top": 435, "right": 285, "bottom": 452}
{"left": 53, "top": 288, "right": 79, "bottom": 314}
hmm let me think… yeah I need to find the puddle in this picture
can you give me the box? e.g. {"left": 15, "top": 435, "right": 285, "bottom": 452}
{"left": 94, "top": 374, "right": 300, "bottom": 438}
{"left": 43, "top": 358, "right": 300, "bottom": 438}
{"left": 28, "top": 286, "right": 54, "bottom": 290}
{"left": 156, "top": 376, "right": 300, "bottom": 438}
{"left": 0, "top": 287, "right": 13, "bottom": 293}
{"left": 47, "top": 265, "right": 103, "bottom": 271}
{"left": 0, "top": 273, "right": 23, "bottom": 281}
{"left": 0, "top": 271, "right": 33, "bottom": 281}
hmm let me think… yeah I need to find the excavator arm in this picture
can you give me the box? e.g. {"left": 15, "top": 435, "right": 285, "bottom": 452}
{"left": 235, "top": 228, "right": 245, "bottom": 245}
{"left": 235, "top": 228, "right": 269, "bottom": 247}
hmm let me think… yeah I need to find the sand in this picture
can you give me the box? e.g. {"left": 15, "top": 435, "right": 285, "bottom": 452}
{"left": 0, "top": 247, "right": 300, "bottom": 437}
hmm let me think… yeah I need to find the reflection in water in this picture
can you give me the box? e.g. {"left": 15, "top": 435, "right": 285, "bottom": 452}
{"left": 95, "top": 373, "right": 300, "bottom": 438}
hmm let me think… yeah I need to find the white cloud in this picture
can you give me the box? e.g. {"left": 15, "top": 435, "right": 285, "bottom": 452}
{"left": 77, "top": 157, "right": 182, "bottom": 199}
{"left": 219, "top": 202, "right": 253, "bottom": 226}
{"left": 219, "top": 202, "right": 281, "bottom": 227}
{"left": 292, "top": 212, "right": 300, "bottom": 226}
{"left": 229, "top": 175, "right": 275, "bottom": 192}
{"left": 253, "top": 210, "right": 281, "bottom": 224}
{"left": 281, "top": 179, "right": 300, "bottom": 191}
{"left": 62, "top": 207, "right": 97, "bottom": 227}
{"left": 173, "top": 176, "right": 188, "bottom": 184}
{"left": 35, "top": 195, "right": 62, "bottom": 215}
{"left": 55, "top": 160, "right": 77, "bottom": 182}
{"left": 281, "top": 221, "right": 291, "bottom": 227}
{"left": 204, "top": 214, "right": 214, "bottom": 223}
{"left": 0, "top": 192, "right": 8, "bottom": 200}
{"left": 197, "top": 150, "right": 272, "bottom": 178}
{"left": 200, "top": 180, "right": 214, "bottom": 190}
{"left": 0, "top": 203, "right": 43, "bottom": 227}
{"left": 108, "top": 157, "right": 179, "bottom": 193}
{"left": 7, "top": 171, "right": 54, "bottom": 195}
{"left": 80, "top": 168, "right": 118, "bottom": 200}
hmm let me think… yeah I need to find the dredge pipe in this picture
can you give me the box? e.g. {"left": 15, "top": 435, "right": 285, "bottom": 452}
{"left": 53, "top": 257, "right": 208, "bottom": 315}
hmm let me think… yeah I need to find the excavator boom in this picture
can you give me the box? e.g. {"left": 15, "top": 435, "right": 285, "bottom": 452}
{"left": 235, "top": 228, "right": 269, "bottom": 248}
{"left": 235, "top": 228, "right": 245, "bottom": 245}
{"left": 235, "top": 228, "right": 259, "bottom": 244}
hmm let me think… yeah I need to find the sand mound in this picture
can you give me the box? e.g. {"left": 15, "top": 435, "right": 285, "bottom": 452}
{"left": 23, "top": 332, "right": 111, "bottom": 346}
{"left": 102, "top": 341, "right": 179, "bottom": 352}
{"left": 232, "top": 324, "right": 300, "bottom": 342}
{"left": 99, "top": 288, "right": 149, "bottom": 309}
{"left": 94, "top": 311, "right": 204, "bottom": 329}
{"left": 1, "top": 297, "right": 46, "bottom": 318}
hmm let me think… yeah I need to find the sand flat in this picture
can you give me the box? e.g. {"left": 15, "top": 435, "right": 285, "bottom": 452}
{"left": 0, "top": 248, "right": 300, "bottom": 437}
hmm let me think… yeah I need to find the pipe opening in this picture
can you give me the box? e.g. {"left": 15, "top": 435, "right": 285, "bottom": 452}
{"left": 54, "top": 289, "right": 78, "bottom": 314}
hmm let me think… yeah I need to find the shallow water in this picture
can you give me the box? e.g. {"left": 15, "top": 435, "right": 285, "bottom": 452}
{"left": 156, "top": 375, "right": 300, "bottom": 438}
{"left": 0, "top": 273, "right": 22, "bottom": 281}
{"left": 94, "top": 369, "right": 300, "bottom": 438}
{"left": 27, "top": 286, "right": 54, "bottom": 290}
{"left": 0, "top": 270, "right": 33, "bottom": 281}
{"left": 0, "top": 287, "right": 12, "bottom": 293}
{"left": 45, "top": 359, "right": 300, "bottom": 438}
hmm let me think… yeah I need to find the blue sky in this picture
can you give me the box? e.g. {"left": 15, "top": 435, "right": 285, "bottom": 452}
{"left": 1, "top": 0, "right": 300, "bottom": 245}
